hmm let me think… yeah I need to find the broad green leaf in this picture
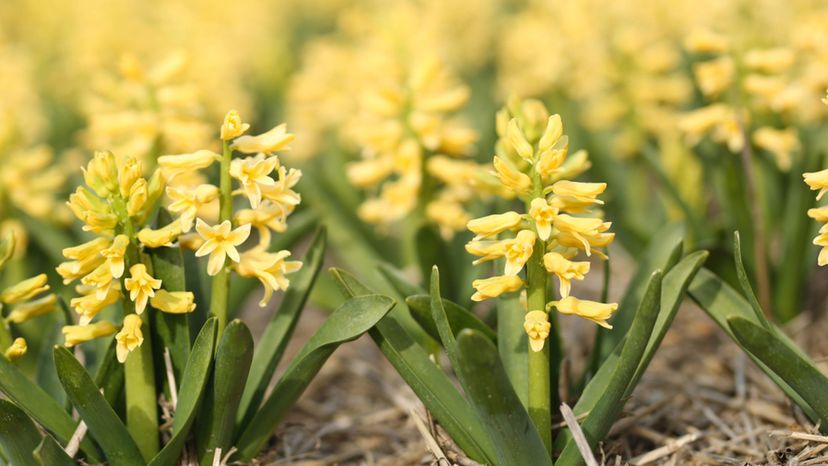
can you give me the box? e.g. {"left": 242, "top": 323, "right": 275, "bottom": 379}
{"left": 148, "top": 318, "right": 217, "bottom": 466}
{"left": 197, "top": 320, "right": 253, "bottom": 466}
{"left": 728, "top": 317, "right": 828, "bottom": 431}
{"left": 0, "top": 350, "right": 101, "bottom": 463}
{"left": 377, "top": 261, "right": 426, "bottom": 298}
{"left": 599, "top": 223, "right": 683, "bottom": 358}
{"left": 149, "top": 212, "right": 191, "bottom": 381}
{"left": 54, "top": 346, "right": 144, "bottom": 466}
{"left": 94, "top": 338, "right": 125, "bottom": 410}
{"left": 34, "top": 434, "right": 76, "bottom": 466}
{"left": 329, "top": 269, "right": 497, "bottom": 465}
{"left": 456, "top": 330, "right": 553, "bottom": 466}
{"left": 406, "top": 294, "right": 496, "bottom": 344}
{"left": 688, "top": 267, "right": 819, "bottom": 420}
{"left": 557, "top": 270, "right": 663, "bottom": 465}
{"left": 497, "top": 293, "right": 528, "bottom": 407}
{"left": 0, "top": 399, "right": 42, "bottom": 466}
{"left": 234, "top": 294, "right": 396, "bottom": 461}
{"left": 566, "top": 251, "right": 707, "bottom": 434}
{"left": 237, "top": 228, "right": 327, "bottom": 429}
{"left": 417, "top": 226, "right": 461, "bottom": 302}
{"left": 733, "top": 232, "right": 771, "bottom": 328}
{"left": 429, "top": 268, "right": 463, "bottom": 374}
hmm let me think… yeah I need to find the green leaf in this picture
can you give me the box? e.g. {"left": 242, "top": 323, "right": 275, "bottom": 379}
{"left": 455, "top": 330, "right": 553, "bottom": 466}
{"left": 497, "top": 293, "right": 529, "bottom": 407}
{"left": 148, "top": 318, "right": 217, "bottom": 466}
{"left": 557, "top": 270, "right": 663, "bottom": 465}
{"left": 406, "top": 294, "right": 496, "bottom": 344}
{"left": 728, "top": 317, "right": 828, "bottom": 429}
{"left": 733, "top": 231, "right": 771, "bottom": 327}
{"left": 197, "top": 320, "right": 253, "bottom": 465}
{"left": 0, "top": 399, "right": 42, "bottom": 466}
{"left": 94, "top": 337, "right": 125, "bottom": 410}
{"left": 54, "top": 346, "right": 144, "bottom": 466}
{"left": 377, "top": 261, "right": 426, "bottom": 298}
{"left": 237, "top": 227, "right": 327, "bottom": 429}
{"left": 149, "top": 213, "right": 191, "bottom": 382}
{"left": 34, "top": 434, "right": 76, "bottom": 466}
{"left": 417, "top": 226, "right": 460, "bottom": 302}
{"left": 234, "top": 294, "right": 396, "bottom": 461}
{"left": 688, "top": 267, "right": 819, "bottom": 421}
{"left": 599, "top": 223, "right": 683, "bottom": 357}
{"left": 329, "top": 268, "right": 497, "bottom": 465}
{"left": 0, "top": 350, "right": 102, "bottom": 463}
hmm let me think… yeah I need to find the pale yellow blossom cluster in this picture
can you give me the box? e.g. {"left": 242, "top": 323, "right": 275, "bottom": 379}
{"left": 466, "top": 100, "right": 617, "bottom": 352}
{"left": 56, "top": 151, "right": 196, "bottom": 362}
{"left": 158, "top": 111, "right": 303, "bottom": 307}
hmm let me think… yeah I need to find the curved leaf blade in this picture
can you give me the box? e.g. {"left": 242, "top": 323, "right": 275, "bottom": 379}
{"left": 237, "top": 228, "right": 326, "bottom": 429}
{"left": 54, "top": 346, "right": 144, "bottom": 466}
{"left": 234, "top": 294, "right": 396, "bottom": 461}
{"left": 407, "top": 294, "right": 496, "bottom": 344}
{"left": 0, "top": 399, "right": 42, "bottom": 466}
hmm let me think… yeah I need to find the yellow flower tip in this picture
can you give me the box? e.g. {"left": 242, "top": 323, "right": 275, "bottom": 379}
{"left": 126, "top": 178, "right": 149, "bottom": 218}
{"left": 83, "top": 151, "right": 119, "bottom": 197}
{"left": 471, "top": 275, "right": 523, "bottom": 302}
{"left": 231, "top": 123, "right": 295, "bottom": 154}
{"left": 543, "top": 252, "right": 590, "bottom": 299}
{"left": 62, "top": 320, "right": 118, "bottom": 347}
{"left": 0, "top": 274, "right": 50, "bottom": 304}
{"left": 803, "top": 169, "right": 828, "bottom": 201}
{"left": 467, "top": 211, "right": 523, "bottom": 240}
{"left": 529, "top": 198, "right": 558, "bottom": 240}
{"left": 221, "top": 110, "right": 250, "bottom": 140}
{"left": 124, "top": 264, "right": 162, "bottom": 314}
{"left": 157, "top": 150, "right": 221, "bottom": 181}
{"left": 71, "top": 285, "right": 120, "bottom": 325}
{"left": 101, "top": 235, "right": 129, "bottom": 278}
{"left": 4, "top": 337, "right": 27, "bottom": 361}
{"left": 194, "top": 219, "right": 252, "bottom": 276}
{"left": 504, "top": 229, "right": 536, "bottom": 276}
{"left": 6, "top": 294, "right": 58, "bottom": 324}
{"left": 523, "top": 310, "right": 551, "bottom": 353}
{"left": 115, "top": 314, "right": 144, "bottom": 363}
{"left": 230, "top": 155, "right": 280, "bottom": 208}
{"left": 493, "top": 156, "right": 532, "bottom": 196}
{"left": 167, "top": 184, "right": 219, "bottom": 232}
{"left": 236, "top": 248, "right": 302, "bottom": 307}
{"left": 138, "top": 222, "right": 183, "bottom": 248}
{"left": 507, "top": 118, "right": 534, "bottom": 161}
{"left": 538, "top": 115, "right": 563, "bottom": 153}
{"left": 150, "top": 290, "right": 196, "bottom": 314}
{"left": 118, "top": 157, "right": 144, "bottom": 198}
{"left": 555, "top": 296, "right": 617, "bottom": 329}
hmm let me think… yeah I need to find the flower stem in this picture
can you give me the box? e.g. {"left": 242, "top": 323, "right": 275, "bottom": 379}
{"left": 210, "top": 140, "right": 233, "bottom": 336}
{"left": 526, "top": 238, "right": 552, "bottom": 453}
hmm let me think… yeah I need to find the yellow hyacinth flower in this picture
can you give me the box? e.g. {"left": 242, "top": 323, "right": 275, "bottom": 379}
{"left": 554, "top": 296, "right": 618, "bottom": 329}
{"left": 138, "top": 222, "right": 183, "bottom": 248}
{"left": 221, "top": 110, "right": 250, "bottom": 141}
{"left": 231, "top": 123, "right": 295, "bottom": 155}
{"left": 507, "top": 118, "right": 534, "bottom": 161}
{"left": 550, "top": 181, "right": 607, "bottom": 212}
{"left": 528, "top": 198, "right": 558, "bottom": 241}
{"left": 504, "top": 230, "right": 536, "bottom": 276}
{"left": 236, "top": 248, "right": 303, "bottom": 307}
{"left": 124, "top": 264, "right": 162, "bottom": 314}
{"left": 115, "top": 314, "right": 144, "bottom": 363}
{"left": 150, "top": 290, "right": 196, "bottom": 314}
{"left": 467, "top": 211, "right": 523, "bottom": 240}
{"left": 493, "top": 156, "right": 532, "bottom": 195}
{"left": 157, "top": 150, "right": 221, "bottom": 181}
{"left": 553, "top": 215, "right": 612, "bottom": 256}
{"left": 804, "top": 169, "right": 828, "bottom": 201}
{"left": 524, "top": 311, "right": 551, "bottom": 352}
{"left": 166, "top": 184, "right": 219, "bottom": 231}
{"left": 4, "top": 337, "right": 27, "bottom": 361}
{"left": 5, "top": 294, "right": 57, "bottom": 324}
{"left": 101, "top": 235, "right": 129, "bottom": 278}
{"left": 194, "top": 219, "right": 251, "bottom": 276}
{"left": 71, "top": 284, "right": 121, "bottom": 325}
{"left": 229, "top": 155, "right": 281, "bottom": 208}
{"left": 471, "top": 275, "right": 523, "bottom": 302}
{"left": 63, "top": 320, "right": 118, "bottom": 347}
{"left": 543, "top": 252, "right": 590, "bottom": 298}
{"left": 465, "top": 239, "right": 508, "bottom": 264}
{"left": 0, "top": 274, "right": 49, "bottom": 304}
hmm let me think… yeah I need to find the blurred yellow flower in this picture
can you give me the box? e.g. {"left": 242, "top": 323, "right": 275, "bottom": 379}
{"left": 4, "top": 337, "right": 27, "bottom": 361}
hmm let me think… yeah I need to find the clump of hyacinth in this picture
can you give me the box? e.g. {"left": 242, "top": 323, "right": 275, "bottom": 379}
{"left": 343, "top": 54, "right": 480, "bottom": 237}
{"left": 0, "top": 233, "right": 57, "bottom": 362}
{"left": 57, "top": 151, "right": 196, "bottom": 362}
{"left": 81, "top": 52, "right": 213, "bottom": 174}
{"left": 465, "top": 99, "right": 617, "bottom": 353}
{"left": 158, "top": 110, "right": 302, "bottom": 319}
